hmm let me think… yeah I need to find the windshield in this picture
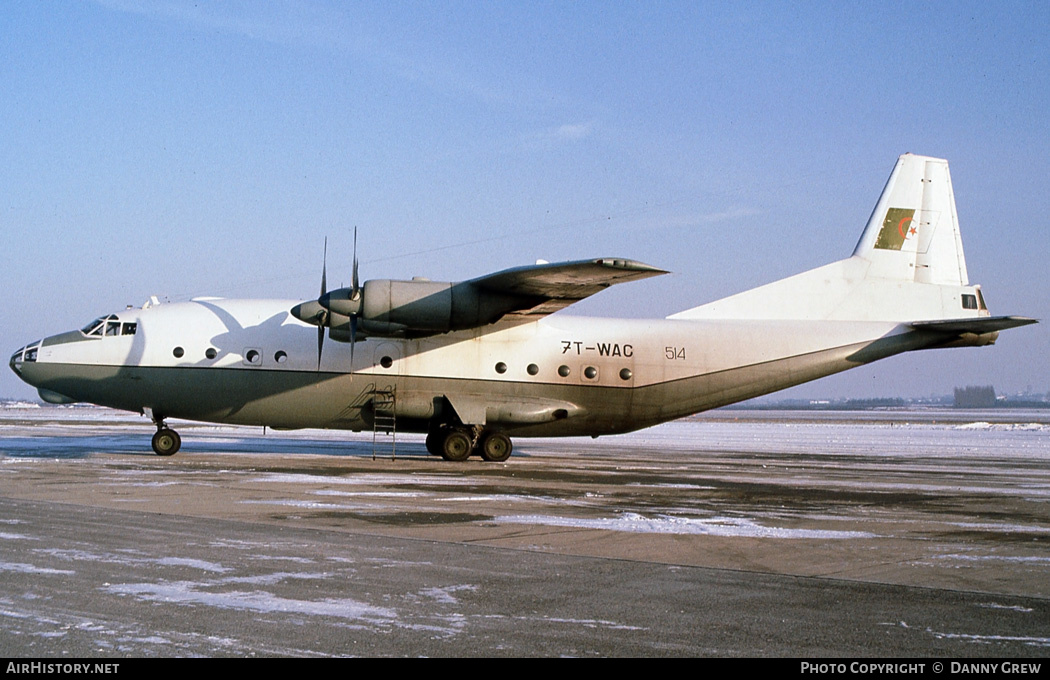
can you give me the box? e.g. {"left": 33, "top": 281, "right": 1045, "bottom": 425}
{"left": 81, "top": 316, "right": 109, "bottom": 336}
{"left": 80, "top": 314, "right": 136, "bottom": 337}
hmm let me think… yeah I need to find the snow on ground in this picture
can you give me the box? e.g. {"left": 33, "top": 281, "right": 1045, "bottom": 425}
{"left": 3, "top": 405, "right": 1049, "bottom": 541}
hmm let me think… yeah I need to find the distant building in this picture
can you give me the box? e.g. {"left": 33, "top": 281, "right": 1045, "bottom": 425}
{"left": 954, "top": 385, "right": 996, "bottom": 408}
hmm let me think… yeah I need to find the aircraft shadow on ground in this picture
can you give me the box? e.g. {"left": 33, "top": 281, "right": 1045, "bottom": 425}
{"left": 0, "top": 435, "right": 436, "bottom": 460}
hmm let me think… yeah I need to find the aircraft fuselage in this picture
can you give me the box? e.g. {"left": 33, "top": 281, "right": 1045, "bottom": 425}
{"left": 11, "top": 297, "right": 961, "bottom": 439}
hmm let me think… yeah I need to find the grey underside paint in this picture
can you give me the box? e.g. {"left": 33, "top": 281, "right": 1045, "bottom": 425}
{"left": 20, "top": 330, "right": 942, "bottom": 437}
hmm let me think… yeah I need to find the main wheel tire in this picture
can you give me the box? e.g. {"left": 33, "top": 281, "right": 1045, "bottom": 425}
{"left": 152, "top": 428, "right": 181, "bottom": 456}
{"left": 425, "top": 430, "right": 445, "bottom": 456}
{"left": 479, "top": 431, "right": 512, "bottom": 462}
{"left": 441, "top": 430, "right": 473, "bottom": 462}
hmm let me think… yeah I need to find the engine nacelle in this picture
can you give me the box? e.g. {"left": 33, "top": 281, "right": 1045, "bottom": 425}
{"left": 356, "top": 279, "right": 534, "bottom": 335}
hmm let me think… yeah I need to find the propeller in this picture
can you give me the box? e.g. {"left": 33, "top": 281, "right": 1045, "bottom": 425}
{"left": 291, "top": 231, "right": 363, "bottom": 373}
{"left": 289, "top": 238, "right": 331, "bottom": 370}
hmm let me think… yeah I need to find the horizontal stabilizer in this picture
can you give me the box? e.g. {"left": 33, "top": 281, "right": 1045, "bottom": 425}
{"left": 910, "top": 316, "right": 1038, "bottom": 334}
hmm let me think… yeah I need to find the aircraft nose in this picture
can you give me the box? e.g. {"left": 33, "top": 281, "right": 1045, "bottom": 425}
{"left": 9, "top": 342, "right": 39, "bottom": 379}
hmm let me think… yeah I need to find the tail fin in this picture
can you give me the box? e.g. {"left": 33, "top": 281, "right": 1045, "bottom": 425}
{"left": 669, "top": 154, "right": 988, "bottom": 323}
{"left": 852, "top": 154, "right": 968, "bottom": 286}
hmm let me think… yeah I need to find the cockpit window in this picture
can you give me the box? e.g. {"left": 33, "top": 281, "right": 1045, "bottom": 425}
{"left": 81, "top": 314, "right": 134, "bottom": 337}
{"left": 81, "top": 317, "right": 107, "bottom": 336}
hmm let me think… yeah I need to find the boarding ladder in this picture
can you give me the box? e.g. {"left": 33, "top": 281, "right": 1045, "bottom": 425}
{"left": 371, "top": 386, "right": 397, "bottom": 460}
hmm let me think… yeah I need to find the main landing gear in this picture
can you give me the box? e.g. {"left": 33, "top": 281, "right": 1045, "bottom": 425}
{"left": 426, "top": 426, "right": 513, "bottom": 462}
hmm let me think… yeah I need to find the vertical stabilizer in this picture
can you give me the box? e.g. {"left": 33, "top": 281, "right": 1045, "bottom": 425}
{"left": 852, "top": 153, "right": 968, "bottom": 285}
{"left": 669, "top": 154, "right": 985, "bottom": 323}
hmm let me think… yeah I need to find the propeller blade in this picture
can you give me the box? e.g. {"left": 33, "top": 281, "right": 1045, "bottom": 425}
{"left": 351, "top": 227, "right": 360, "bottom": 297}
{"left": 349, "top": 314, "right": 357, "bottom": 379}
{"left": 318, "top": 237, "right": 328, "bottom": 371}
{"left": 349, "top": 227, "right": 360, "bottom": 380}
{"left": 321, "top": 237, "right": 328, "bottom": 297}
{"left": 316, "top": 325, "right": 324, "bottom": 371}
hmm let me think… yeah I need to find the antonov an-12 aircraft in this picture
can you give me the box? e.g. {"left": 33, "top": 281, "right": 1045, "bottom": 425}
{"left": 9, "top": 154, "right": 1036, "bottom": 461}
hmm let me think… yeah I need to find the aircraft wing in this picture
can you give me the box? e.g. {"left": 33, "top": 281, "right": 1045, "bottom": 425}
{"left": 469, "top": 258, "right": 669, "bottom": 320}
{"left": 910, "top": 316, "right": 1038, "bottom": 335}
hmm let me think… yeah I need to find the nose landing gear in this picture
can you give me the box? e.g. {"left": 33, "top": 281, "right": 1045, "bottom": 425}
{"left": 151, "top": 428, "right": 181, "bottom": 456}
{"left": 146, "top": 410, "right": 181, "bottom": 456}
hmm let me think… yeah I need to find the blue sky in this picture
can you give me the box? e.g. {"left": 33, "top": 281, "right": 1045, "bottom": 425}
{"left": 3, "top": 0, "right": 1047, "bottom": 401}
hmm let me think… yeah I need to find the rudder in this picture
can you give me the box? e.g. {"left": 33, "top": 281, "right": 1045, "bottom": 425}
{"left": 852, "top": 154, "right": 968, "bottom": 286}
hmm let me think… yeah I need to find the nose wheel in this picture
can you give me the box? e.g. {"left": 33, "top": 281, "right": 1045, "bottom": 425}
{"left": 146, "top": 409, "right": 181, "bottom": 456}
{"left": 150, "top": 420, "right": 181, "bottom": 456}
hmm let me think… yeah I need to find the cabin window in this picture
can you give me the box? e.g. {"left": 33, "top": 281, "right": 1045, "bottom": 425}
{"left": 173, "top": 347, "right": 184, "bottom": 358}
{"left": 495, "top": 362, "right": 507, "bottom": 374}
{"left": 527, "top": 363, "right": 539, "bottom": 375}
{"left": 558, "top": 365, "right": 570, "bottom": 377}
{"left": 584, "top": 366, "right": 598, "bottom": 380}
{"left": 105, "top": 321, "right": 120, "bottom": 336}
{"left": 619, "top": 368, "right": 632, "bottom": 381}
{"left": 244, "top": 349, "right": 261, "bottom": 365}
{"left": 380, "top": 355, "right": 393, "bottom": 369}
{"left": 205, "top": 348, "right": 217, "bottom": 360}
{"left": 977, "top": 289, "right": 988, "bottom": 310}
{"left": 962, "top": 294, "right": 978, "bottom": 310}
{"left": 121, "top": 323, "right": 137, "bottom": 336}
{"left": 274, "top": 351, "right": 288, "bottom": 364}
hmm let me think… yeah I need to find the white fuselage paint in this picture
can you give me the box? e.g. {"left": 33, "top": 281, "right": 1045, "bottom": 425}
{"left": 16, "top": 297, "right": 926, "bottom": 437}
